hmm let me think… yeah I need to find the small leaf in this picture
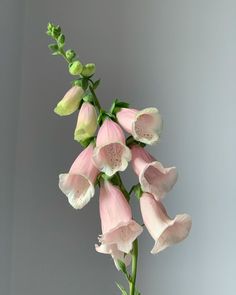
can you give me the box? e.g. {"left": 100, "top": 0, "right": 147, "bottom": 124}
{"left": 116, "top": 282, "right": 128, "bottom": 295}
{"left": 58, "top": 34, "right": 65, "bottom": 47}
{"left": 93, "top": 79, "right": 101, "bottom": 89}
{"left": 134, "top": 288, "right": 141, "bottom": 295}
{"left": 48, "top": 43, "right": 58, "bottom": 52}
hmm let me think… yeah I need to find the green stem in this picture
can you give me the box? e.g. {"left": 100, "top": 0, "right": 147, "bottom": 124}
{"left": 129, "top": 239, "right": 138, "bottom": 295}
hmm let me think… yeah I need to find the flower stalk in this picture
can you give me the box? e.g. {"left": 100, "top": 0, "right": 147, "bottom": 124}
{"left": 46, "top": 22, "right": 192, "bottom": 295}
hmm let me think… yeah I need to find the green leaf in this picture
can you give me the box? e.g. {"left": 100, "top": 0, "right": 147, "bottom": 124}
{"left": 116, "top": 282, "right": 128, "bottom": 295}
{"left": 48, "top": 43, "right": 58, "bottom": 52}
{"left": 134, "top": 288, "right": 141, "bottom": 295}
{"left": 58, "top": 34, "right": 65, "bottom": 47}
{"left": 93, "top": 79, "right": 101, "bottom": 89}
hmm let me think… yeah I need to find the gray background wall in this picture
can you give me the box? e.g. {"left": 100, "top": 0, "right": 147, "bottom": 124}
{"left": 1, "top": 0, "right": 235, "bottom": 294}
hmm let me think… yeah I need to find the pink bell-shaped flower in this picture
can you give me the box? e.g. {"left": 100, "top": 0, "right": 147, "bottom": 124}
{"left": 74, "top": 102, "right": 97, "bottom": 143}
{"left": 54, "top": 85, "right": 84, "bottom": 116}
{"left": 96, "top": 181, "right": 143, "bottom": 254}
{"left": 140, "top": 193, "right": 192, "bottom": 254}
{"left": 93, "top": 119, "right": 131, "bottom": 176}
{"left": 58, "top": 144, "right": 99, "bottom": 209}
{"left": 117, "top": 107, "right": 162, "bottom": 145}
{"left": 131, "top": 145, "right": 177, "bottom": 201}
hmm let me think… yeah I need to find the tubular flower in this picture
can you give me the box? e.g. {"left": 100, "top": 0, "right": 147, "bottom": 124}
{"left": 131, "top": 145, "right": 177, "bottom": 201}
{"left": 74, "top": 102, "right": 97, "bottom": 142}
{"left": 58, "top": 144, "right": 99, "bottom": 209}
{"left": 93, "top": 119, "right": 131, "bottom": 176}
{"left": 95, "top": 243, "right": 131, "bottom": 270}
{"left": 116, "top": 107, "right": 162, "bottom": 145}
{"left": 140, "top": 193, "right": 192, "bottom": 254}
{"left": 54, "top": 85, "right": 84, "bottom": 116}
{"left": 96, "top": 181, "right": 143, "bottom": 254}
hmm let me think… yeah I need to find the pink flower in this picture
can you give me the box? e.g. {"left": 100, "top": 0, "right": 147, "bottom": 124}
{"left": 131, "top": 145, "right": 177, "bottom": 200}
{"left": 74, "top": 102, "right": 97, "bottom": 142}
{"left": 96, "top": 181, "right": 143, "bottom": 254}
{"left": 93, "top": 119, "right": 131, "bottom": 176}
{"left": 140, "top": 193, "right": 192, "bottom": 254}
{"left": 95, "top": 244, "right": 131, "bottom": 270}
{"left": 117, "top": 107, "right": 162, "bottom": 145}
{"left": 58, "top": 144, "right": 99, "bottom": 209}
{"left": 54, "top": 85, "right": 84, "bottom": 116}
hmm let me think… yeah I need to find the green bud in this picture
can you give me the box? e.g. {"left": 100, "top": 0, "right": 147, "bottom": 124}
{"left": 69, "top": 60, "right": 83, "bottom": 75}
{"left": 81, "top": 63, "right": 96, "bottom": 77}
{"left": 65, "top": 49, "right": 76, "bottom": 61}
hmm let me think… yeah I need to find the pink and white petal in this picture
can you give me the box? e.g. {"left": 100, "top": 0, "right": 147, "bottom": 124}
{"left": 96, "top": 119, "right": 126, "bottom": 146}
{"left": 133, "top": 108, "right": 162, "bottom": 145}
{"left": 59, "top": 173, "right": 95, "bottom": 209}
{"left": 93, "top": 142, "right": 131, "bottom": 176}
{"left": 100, "top": 220, "right": 143, "bottom": 253}
{"left": 151, "top": 214, "right": 192, "bottom": 254}
{"left": 140, "top": 162, "right": 178, "bottom": 200}
{"left": 116, "top": 108, "right": 138, "bottom": 134}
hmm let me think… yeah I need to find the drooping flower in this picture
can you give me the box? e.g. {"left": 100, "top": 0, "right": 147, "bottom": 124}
{"left": 131, "top": 145, "right": 177, "bottom": 201}
{"left": 95, "top": 243, "right": 131, "bottom": 270}
{"left": 116, "top": 107, "right": 162, "bottom": 145}
{"left": 58, "top": 144, "right": 99, "bottom": 209}
{"left": 54, "top": 85, "right": 84, "bottom": 116}
{"left": 96, "top": 181, "right": 143, "bottom": 254}
{"left": 74, "top": 102, "right": 97, "bottom": 142}
{"left": 93, "top": 119, "right": 131, "bottom": 176}
{"left": 140, "top": 193, "right": 192, "bottom": 254}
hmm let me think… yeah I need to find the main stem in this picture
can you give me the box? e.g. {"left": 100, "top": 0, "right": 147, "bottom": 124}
{"left": 130, "top": 239, "right": 138, "bottom": 295}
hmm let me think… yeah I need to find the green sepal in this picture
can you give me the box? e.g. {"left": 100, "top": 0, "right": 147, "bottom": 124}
{"left": 116, "top": 282, "right": 128, "bottom": 295}
{"left": 97, "top": 109, "right": 110, "bottom": 125}
{"left": 110, "top": 98, "right": 129, "bottom": 116}
{"left": 126, "top": 136, "right": 146, "bottom": 148}
{"left": 117, "top": 260, "right": 127, "bottom": 274}
{"left": 82, "top": 94, "right": 94, "bottom": 103}
{"left": 73, "top": 78, "right": 88, "bottom": 91}
{"left": 132, "top": 184, "right": 143, "bottom": 200}
{"left": 79, "top": 136, "right": 96, "bottom": 148}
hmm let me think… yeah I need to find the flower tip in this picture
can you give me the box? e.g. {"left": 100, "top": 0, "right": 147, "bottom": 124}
{"left": 54, "top": 103, "right": 72, "bottom": 116}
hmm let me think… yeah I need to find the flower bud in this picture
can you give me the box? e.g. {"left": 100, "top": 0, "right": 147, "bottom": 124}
{"left": 69, "top": 60, "right": 83, "bottom": 75}
{"left": 65, "top": 49, "right": 76, "bottom": 61}
{"left": 81, "top": 63, "right": 96, "bottom": 77}
{"left": 74, "top": 102, "right": 97, "bottom": 142}
{"left": 54, "top": 85, "right": 84, "bottom": 116}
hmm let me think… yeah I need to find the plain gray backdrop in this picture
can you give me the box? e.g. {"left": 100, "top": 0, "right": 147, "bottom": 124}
{"left": 1, "top": 0, "right": 236, "bottom": 294}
